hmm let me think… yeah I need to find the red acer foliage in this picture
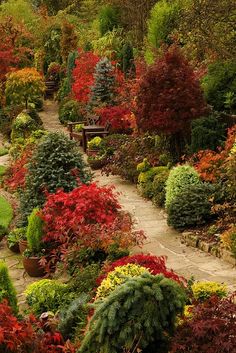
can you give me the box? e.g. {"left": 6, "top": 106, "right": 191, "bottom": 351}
{"left": 97, "top": 254, "right": 186, "bottom": 286}
{"left": 170, "top": 294, "right": 236, "bottom": 353}
{"left": 136, "top": 46, "right": 208, "bottom": 134}
{"left": 0, "top": 300, "right": 35, "bottom": 352}
{"left": 95, "top": 105, "right": 135, "bottom": 132}
{"left": 72, "top": 49, "right": 100, "bottom": 103}
{"left": 42, "top": 183, "right": 121, "bottom": 244}
{"left": 4, "top": 146, "right": 33, "bottom": 191}
{"left": 194, "top": 125, "right": 236, "bottom": 182}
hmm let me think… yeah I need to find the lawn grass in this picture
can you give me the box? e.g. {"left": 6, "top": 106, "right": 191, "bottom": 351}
{"left": 0, "top": 196, "right": 13, "bottom": 235}
{"left": 0, "top": 147, "right": 8, "bottom": 156}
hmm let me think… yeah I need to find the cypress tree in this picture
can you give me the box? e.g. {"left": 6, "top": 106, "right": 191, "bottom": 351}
{"left": 0, "top": 261, "right": 18, "bottom": 314}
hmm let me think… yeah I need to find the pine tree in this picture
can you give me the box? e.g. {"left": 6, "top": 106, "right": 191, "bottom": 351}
{"left": 80, "top": 273, "right": 186, "bottom": 353}
{"left": 89, "top": 57, "right": 116, "bottom": 107}
{"left": 0, "top": 262, "right": 18, "bottom": 314}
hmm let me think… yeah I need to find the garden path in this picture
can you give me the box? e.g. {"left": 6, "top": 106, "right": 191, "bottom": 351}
{"left": 0, "top": 100, "right": 235, "bottom": 311}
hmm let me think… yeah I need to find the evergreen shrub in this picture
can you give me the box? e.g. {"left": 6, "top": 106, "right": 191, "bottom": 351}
{"left": 0, "top": 261, "right": 18, "bottom": 313}
{"left": 58, "top": 99, "right": 84, "bottom": 124}
{"left": 165, "top": 165, "right": 201, "bottom": 208}
{"left": 167, "top": 184, "right": 213, "bottom": 229}
{"left": 58, "top": 294, "right": 89, "bottom": 340}
{"left": 25, "top": 279, "right": 69, "bottom": 315}
{"left": 20, "top": 132, "right": 91, "bottom": 223}
{"left": 26, "top": 208, "right": 44, "bottom": 254}
{"left": 152, "top": 168, "right": 170, "bottom": 206}
{"left": 80, "top": 273, "right": 186, "bottom": 353}
{"left": 138, "top": 166, "right": 169, "bottom": 199}
{"left": 190, "top": 113, "right": 227, "bottom": 153}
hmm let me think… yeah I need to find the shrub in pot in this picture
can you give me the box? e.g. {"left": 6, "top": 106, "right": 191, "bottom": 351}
{"left": 23, "top": 208, "right": 45, "bottom": 277}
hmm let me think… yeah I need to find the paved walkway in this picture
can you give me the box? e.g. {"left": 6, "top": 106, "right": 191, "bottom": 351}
{"left": 0, "top": 100, "right": 235, "bottom": 309}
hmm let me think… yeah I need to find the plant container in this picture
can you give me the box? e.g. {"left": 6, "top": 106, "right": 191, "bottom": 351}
{"left": 23, "top": 256, "right": 45, "bottom": 277}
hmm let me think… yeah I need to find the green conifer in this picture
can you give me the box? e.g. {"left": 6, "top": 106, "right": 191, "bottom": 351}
{"left": 89, "top": 57, "right": 116, "bottom": 108}
{"left": 0, "top": 261, "right": 18, "bottom": 313}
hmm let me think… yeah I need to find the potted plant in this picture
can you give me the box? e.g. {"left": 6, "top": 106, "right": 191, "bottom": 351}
{"left": 87, "top": 136, "right": 102, "bottom": 156}
{"left": 22, "top": 208, "right": 45, "bottom": 277}
{"left": 7, "top": 228, "right": 26, "bottom": 253}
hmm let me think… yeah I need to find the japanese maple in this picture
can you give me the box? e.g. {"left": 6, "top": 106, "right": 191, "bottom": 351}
{"left": 136, "top": 46, "right": 208, "bottom": 135}
{"left": 170, "top": 294, "right": 236, "bottom": 353}
{"left": 72, "top": 49, "right": 100, "bottom": 103}
{"left": 96, "top": 105, "right": 135, "bottom": 132}
{"left": 97, "top": 254, "right": 186, "bottom": 286}
{"left": 42, "top": 183, "right": 121, "bottom": 244}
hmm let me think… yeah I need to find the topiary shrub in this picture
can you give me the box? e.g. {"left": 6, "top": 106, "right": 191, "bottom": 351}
{"left": 190, "top": 113, "right": 227, "bottom": 153}
{"left": 25, "top": 279, "right": 70, "bottom": 315}
{"left": 191, "top": 281, "right": 228, "bottom": 302}
{"left": 167, "top": 183, "right": 213, "bottom": 229}
{"left": 96, "top": 263, "right": 149, "bottom": 299}
{"left": 0, "top": 262, "right": 18, "bottom": 314}
{"left": 19, "top": 132, "right": 91, "bottom": 224}
{"left": 152, "top": 168, "right": 170, "bottom": 206}
{"left": 58, "top": 99, "right": 84, "bottom": 124}
{"left": 80, "top": 273, "right": 186, "bottom": 353}
{"left": 10, "top": 112, "right": 39, "bottom": 143}
{"left": 165, "top": 165, "right": 201, "bottom": 209}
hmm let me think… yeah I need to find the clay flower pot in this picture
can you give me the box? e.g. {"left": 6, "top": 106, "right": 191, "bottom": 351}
{"left": 8, "top": 242, "right": 20, "bottom": 253}
{"left": 19, "top": 239, "right": 28, "bottom": 254}
{"left": 23, "top": 256, "right": 45, "bottom": 277}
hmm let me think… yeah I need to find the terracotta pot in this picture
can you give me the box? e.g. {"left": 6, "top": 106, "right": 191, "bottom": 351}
{"left": 23, "top": 256, "right": 45, "bottom": 277}
{"left": 86, "top": 149, "right": 99, "bottom": 157}
{"left": 19, "top": 239, "right": 28, "bottom": 254}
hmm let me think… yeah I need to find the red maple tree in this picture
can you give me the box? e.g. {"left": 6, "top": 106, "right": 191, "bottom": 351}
{"left": 72, "top": 49, "right": 100, "bottom": 103}
{"left": 136, "top": 46, "right": 208, "bottom": 135}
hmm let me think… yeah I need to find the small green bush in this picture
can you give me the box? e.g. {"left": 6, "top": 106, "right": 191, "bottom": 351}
{"left": 0, "top": 261, "right": 18, "bottom": 313}
{"left": 167, "top": 184, "right": 213, "bottom": 229}
{"left": 25, "top": 279, "right": 70, "bottom": 315}
{"left": 0, "top": 147, "right": 8, "bottom": 156}
{"left": 26, "top": 208, "right": 44, "bottom": 254}
{"left": 191, "top": 281, "right": 228, "bottom": 302}
{"left": 58, "top": 294, "right": 89, "bottom": 340}
{"left": 7, "top": 227, "right": 26, "bottom": 249}
{"left": 190, "top": 113, "right": 227, "bottom": 153}
{"left": 10, "top": 112, "right": 39, "bottom": 143}
{"left": 138, "top": 166, "right": 168, "bottom": 199}
{"left": 0, "top": 196, "right": 13, "bottom": 236}
{"left": 59, "top": 100, "right": 84, "bottom": 124}
{"left": 165, "top": 165, "right": 201, "bottom": 209}
{"left": 152, "top": 168, "right": 170, "bottom": 206}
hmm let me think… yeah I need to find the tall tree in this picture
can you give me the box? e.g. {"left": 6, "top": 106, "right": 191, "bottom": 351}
{"left": 60, "top": 21, "right": 78, "bottom": 64}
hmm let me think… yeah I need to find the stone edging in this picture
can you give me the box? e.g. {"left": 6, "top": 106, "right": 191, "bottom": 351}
{"left": 182, "top": 232, "right": 236, "bottom": 266}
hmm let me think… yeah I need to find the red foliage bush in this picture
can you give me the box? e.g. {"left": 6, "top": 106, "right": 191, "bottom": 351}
{"left": 42, "top": 183, "right": 121, "bottom": 244}
{"left": 72, "top": 49, "right": 100, "bottom": 103}
{"left": 136, "top": 46, "right": 207, "bottom": 135}
{"left": 97, "top": 254, "right": 187, "bottom": 286}
{"left": 96, "top": 105, "right": 134, "bottom": 132}
{"left": 0, "top": 300, "right": 76, "bottom": 353}
{"left": 170, "top": 294, "right": 236, "bottom": 353}
{"left": 194, "top": 125, "right": 236, "bottom": 182}
{"left": 0, "top": 300, "right": 35, "bottom": 352}
{"left": 4, "top": 147, "right": 33, "bottom": 191}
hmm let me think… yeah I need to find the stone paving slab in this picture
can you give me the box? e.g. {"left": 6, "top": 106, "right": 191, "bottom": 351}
{"left": 95, "top": 171, "right": 236, "bottom": 292}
